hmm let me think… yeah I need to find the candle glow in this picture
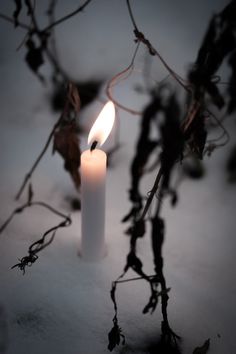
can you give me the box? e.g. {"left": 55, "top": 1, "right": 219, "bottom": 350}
{"left": 80, "top": 101, "right": 115, "bottom": 261}
{"left": 88, "top": 101, "right": 115, "bottom": 147}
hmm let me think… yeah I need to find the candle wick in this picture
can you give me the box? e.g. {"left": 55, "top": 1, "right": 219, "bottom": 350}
{"left": 90, "top": 140, "right": 98, "bottom": 152}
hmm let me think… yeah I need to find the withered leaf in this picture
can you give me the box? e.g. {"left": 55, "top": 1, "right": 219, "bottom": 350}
{"left": 130, "top": 91, "right": 162, "bottom": 201}
{"left": 132, "top": 219, "right": 145, "bottom": 238}
{"left": 221, "top": 0, "right": 236, "bottom": 24}
{"left": 227, "top": 51, "right": 236, "bottom": 114}
{"left": 142, "top": 291, "right": 158, "bottom": 314}
{"left": 124, "top": 251, "right": 143, "bottom": 276}
{"left": 25, "top": 38, "right": 44, "bottom": 81}
{"left": 13, "top": 0, "right": 22, "bottom": 27}
{"left": 186, "top": 114, "right": 207, "bottom": 160}
{"left": 122, "top": 191, "right": 143, "bottom": 223}
{"left": 193, "top": 339, "right": 210, "bottom": 354}
{"left": 160, "top": 93, "right": 184, "bottom": 189}
{"left": 51, "top": 80, "right": 102, "bottom": 112}
{"left": 143, "top": 287, "right": 171, "bottom": 315}
{"left": 226, "top": 145, "right": 236, "bottom": 182}
{"left": 76, "top": 80, "right": 102, "bottom": 108}
{"left": 124, "top": 218, "right": 146, "bottom": 237}
{"left": 188, "top": 1, "right": 236, "bottom": 108}
{"left": 161, "top": 320, "right": 181, "bottom": 345}
{"left": 53, "top": 120, "right": 81, "bottom": 189}
{"left": 151, "top": 216, "right": 165, "bottom": 273}
{"left": 107, "top": 321, "right": 125, "bottom": 352}
{"left": 122, "top": 206, "right": 139, "bottom": 223}
{"left": 68, "top": 82, "right": 81, "bottom": 113}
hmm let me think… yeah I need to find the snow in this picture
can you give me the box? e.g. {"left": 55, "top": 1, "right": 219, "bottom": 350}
{"left": 0, "top": 1, "right": 236, "bottom": 353}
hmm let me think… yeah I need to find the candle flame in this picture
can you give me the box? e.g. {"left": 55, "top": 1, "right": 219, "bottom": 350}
{"left": 88, "top": 101, "right": 115, "bottom": 147}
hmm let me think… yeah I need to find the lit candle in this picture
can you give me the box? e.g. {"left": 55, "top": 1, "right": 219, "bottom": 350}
{"left": 80, "top": 101, "right": 115, "bottom": 261}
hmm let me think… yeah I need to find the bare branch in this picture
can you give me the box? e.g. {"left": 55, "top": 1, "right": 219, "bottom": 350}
{"left": 0, "top": 187, "right": 71, "bottom": 274}
{"left": 15, "top": 116, "right": 62, "bottom": 200}
{"left": 44, "top": 0, "right": 93, "bottom": 32}
{"left": 0, "top": 12, "right": 30, "bottom": 30}
{"left": 126, "top": 0, "right": 189, "bottom": 91}
{"left": 15, "top": 82, "right": 81, "bottom": 200}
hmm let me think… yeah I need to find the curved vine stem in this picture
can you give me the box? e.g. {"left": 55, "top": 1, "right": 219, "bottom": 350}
{"left": 126, "top": 0, "right": 190, "bottom": 92}
{"left": 106, "top": 43, "right": 141, "bottom": 115}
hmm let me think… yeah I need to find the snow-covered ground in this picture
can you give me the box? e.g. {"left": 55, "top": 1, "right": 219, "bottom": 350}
{"left": 0, "top": 1, "right": 235, "bottom": 353}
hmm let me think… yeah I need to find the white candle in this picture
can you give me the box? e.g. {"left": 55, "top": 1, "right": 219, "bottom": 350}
{"left": 80, "top": 101, "right": 115, "bottom": 261}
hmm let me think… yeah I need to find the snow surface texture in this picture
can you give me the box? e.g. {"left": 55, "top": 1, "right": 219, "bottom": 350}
{"left": 0, "top": 1, "right": 235, "bottom": 353}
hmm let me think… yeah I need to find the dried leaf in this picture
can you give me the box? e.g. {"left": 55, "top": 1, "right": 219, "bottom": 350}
{"left": 160, "top": 93, "right": 184, "bottom": 189}
{"left": 142, "top": 291, "right": 158, "bottom": 314}
{"left": 76, "top": 80, "right": 102, "bottom": 108}
{"left": 13, "top": 0, "right": 22, "bottom": 27}
{"left": 68, "top": 82, "right": 81, "bottom": 113}
{"left": 107, "top": 321, "right": 125, "bottom": 352}
{"left": 161, "top": 320, "right": 181, "bottom": 345}
{"left": 124, "top": 218, "right": 145, "bottom": 238}
{"left": 53, "top": 120, "right": 81, "bottom": 189}
{"left": 122, "top": 205, "right": 141, "bottom": 223}
{"left": 188, "top": 1, "right": 236, "bottom": 108}
{"left": 151, "top": 216, "right": 165, "bottom": 273}
{"left": 25, "top": 38, "right": 44, "bottom": 81}
{"left": 132, "top": 219, "right": 145, "bottom": 238}
{"left": 186, "top": 114, "right": 207, "bottom": 160}
{"left": 193, "top": 339, "right": 210, "bottom": 354}
{"left": 143, "top": 287, "right": 171, "bottom": 314}
{"left": 129, "top": 92, "right": 161, "bottom": 200}
{"left": 227, "top": 51, "right": 236, "bottom": 114}
{"left": 226, "top": 145, "right": 236, "bottom": 182}
{"left": 51, "top": 80, "right": 102, "bottom": 112}
{"left": 124, "top": 251, "right": 143, "bottom": 276}
{"left": 194, "top": 16, "right": 216, "bottom": 70}
{"left": 221, "top": 0, "right": 236, "bottom": 24}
